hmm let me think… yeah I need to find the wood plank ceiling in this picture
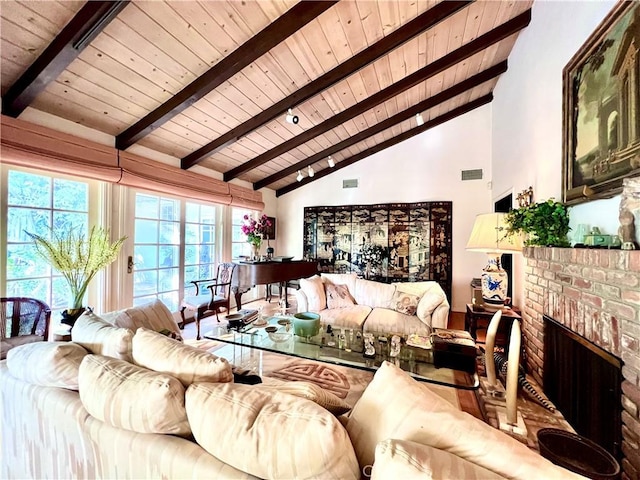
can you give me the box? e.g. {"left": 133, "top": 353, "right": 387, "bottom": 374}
{"left": 0, "top": 0, "right": 532, "bottom": 197}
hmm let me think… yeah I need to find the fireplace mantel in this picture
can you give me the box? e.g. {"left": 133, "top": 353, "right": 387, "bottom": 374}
{"left": 521, "top": 246, "right": 640, "bottom": 477}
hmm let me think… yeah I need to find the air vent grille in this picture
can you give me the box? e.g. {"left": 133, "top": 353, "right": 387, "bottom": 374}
{"left": 343, "top": 179, "right": 358, "bottom": 189}
{"left": 461, "top": 169, "right": 483, "bottom": 181}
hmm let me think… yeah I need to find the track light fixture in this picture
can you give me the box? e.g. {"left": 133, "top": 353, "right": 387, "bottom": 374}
{"left": 415, "top": 113, "right": 424, "bottom": 126}
{"left": 285, "top": 108, "right": 299, "bottom": 125}
{"left": 327, "top": 156, "right": 335, "bottom": 168}
{"left": 308, "top": 165, "right": 315, "bottom": 177}
{"left": 296, "top": 170, "right": 303, "bottom": 182}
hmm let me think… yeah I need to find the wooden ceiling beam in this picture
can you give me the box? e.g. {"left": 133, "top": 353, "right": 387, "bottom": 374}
{"left": 227, "top": 9, "right": 530, "bottom": 181}
{"left": 255, "top": 60, "right": 507, "bottom": 190}
{"left": 276, "top": 94, "right": 493, "bottom": 196}
{"left": 116, "top": 1, "right": 337, "bottom": 150}
{"left": 183, "top": 0, "right": 471, "bottom": 170}
{"left": 2, "top": 1, "right": 129, "bottom": 118}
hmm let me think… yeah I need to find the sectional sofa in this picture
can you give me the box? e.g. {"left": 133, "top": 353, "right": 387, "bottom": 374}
{"left": 1, "top": 299, "right": 584, "bottom": 479}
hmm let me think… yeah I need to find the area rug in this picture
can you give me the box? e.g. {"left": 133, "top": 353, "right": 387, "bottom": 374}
{"left": 188, "top": 338, "right": 462, "bottom": 410}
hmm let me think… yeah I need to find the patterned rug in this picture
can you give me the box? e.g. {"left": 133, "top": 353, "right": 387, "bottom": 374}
{"left": 188, "top": 338, "right": 461, "bottom": 409}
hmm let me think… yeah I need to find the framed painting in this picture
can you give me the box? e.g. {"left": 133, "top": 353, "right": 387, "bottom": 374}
{"left": 563, "top": 2, "right": 640, "bottom": 205}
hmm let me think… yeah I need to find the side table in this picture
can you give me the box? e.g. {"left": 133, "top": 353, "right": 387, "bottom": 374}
{"left": 465, "top": 304, "right": 521, "bottom": 348}
{"left": 52, "top": 325, "right": 72, "bottom": 342}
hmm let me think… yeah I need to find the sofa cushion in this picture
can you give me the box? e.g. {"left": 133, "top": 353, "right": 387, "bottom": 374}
{"left": 299, "top": 275, "right": 327, "bottom": 312}
{"left": 259, "top": 377, "right": 352, "bottom": 415}
{"left": 186, "top": 382, "right": 360, "bottom": 480}
{"left": 6, "top": 341, "right": 88, "bottom": 390}
{"left": 79, "top": 355, "right": 190, "bottom": 436}
{"left": 417, "top": 290, "right": 446, "bottom": 321}
{"left": 371, "top": 439, "right": 506, "bottom": 480}
{"left": 363, "top": 308, "right": 430, "bottom": 336}
{"left": 322, "top": 272, "right": 358, "bottom": 294}
{"left": 325, "top": 283, "right": 356, "bottom": 309}
{"left": 71, "top": 311, "right": 134, "bottom": 362}
{"left": 354, "top": 278, "right": 396, "bottom": 308}
{"left": 132, "top": 327, "right": 233, "bottom": 386}
{"left": 389, "top": 290, "right": 420, "bottom": 315}
{"left": 346, "top": 362, "right": 581, "bottom": 479}
{"left": 319, "top": 305, "right": 372, "bottom": 331}
{"left": 109, "top": 299, "right": 180, "bottom": 333}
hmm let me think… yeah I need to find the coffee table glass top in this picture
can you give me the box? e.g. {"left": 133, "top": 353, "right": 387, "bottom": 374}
{"left": 204, "top": 315, "right": 478, "bottom": 390}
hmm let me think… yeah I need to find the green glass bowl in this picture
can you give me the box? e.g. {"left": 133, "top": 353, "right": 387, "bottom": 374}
{"left": 293, "top": 312, "right": 320, "bottom": 337}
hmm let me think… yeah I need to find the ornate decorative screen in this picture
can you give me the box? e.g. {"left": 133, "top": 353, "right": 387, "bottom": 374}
{"left": 303, "top": 202, "right": 452, "bottom": 300}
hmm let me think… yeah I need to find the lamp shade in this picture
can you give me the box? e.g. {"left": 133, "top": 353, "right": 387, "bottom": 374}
{"left": 466, "top": 213, "right": 523, "bottom": 253}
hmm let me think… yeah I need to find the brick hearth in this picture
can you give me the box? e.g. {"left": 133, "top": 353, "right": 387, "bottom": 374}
{"left": 522, "top": 247, "right": 640, "bottom": 479}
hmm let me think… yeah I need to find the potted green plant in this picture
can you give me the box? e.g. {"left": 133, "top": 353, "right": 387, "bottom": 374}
{"left": 504, "top": 199, "right": 571, "bottom": 247}
{"left": 26, "top": 226, "right": 126, "bottom": 325}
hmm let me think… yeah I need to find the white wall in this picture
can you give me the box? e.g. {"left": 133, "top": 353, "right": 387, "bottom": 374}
{"left": 277, "top": 105, "right": 494, "bottom": 312}
{"left": 491, "top": 0, "right": 618, "bottom": 307}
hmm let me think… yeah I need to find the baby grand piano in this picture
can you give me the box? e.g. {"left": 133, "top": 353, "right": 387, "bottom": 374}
{"left": 232, "top": 260, "right": 318, "bottom": 309}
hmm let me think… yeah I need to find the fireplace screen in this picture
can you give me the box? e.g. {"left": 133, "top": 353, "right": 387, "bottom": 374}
{"left": 543, "top": 315, "right": 622, "bottom": 461}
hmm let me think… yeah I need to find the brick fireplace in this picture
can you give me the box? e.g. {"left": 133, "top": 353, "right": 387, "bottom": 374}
{"left": 522, "top": 247, "right": 640, "bottom": 479}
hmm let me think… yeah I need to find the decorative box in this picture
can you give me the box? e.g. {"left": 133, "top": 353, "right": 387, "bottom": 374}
{"left": 432, "top": 328, "right": 477, "bottom": 373}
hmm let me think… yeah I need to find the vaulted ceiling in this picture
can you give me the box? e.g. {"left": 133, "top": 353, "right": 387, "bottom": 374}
{"left": 1, "top": 0, "right": 532, "bottom": 196}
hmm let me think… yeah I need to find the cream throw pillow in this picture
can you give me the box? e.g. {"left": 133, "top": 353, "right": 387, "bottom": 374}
{"left": 299, "top": 275, "right": 327, "bottom": 311}
{"left": 258, "top": 378, "right": 352, "bottom": 415}
{"left": 110, "top": 299, "right": 179, "bottom": 333}
{"left": 132, "top": 327, "right": 232, "bottom": 386}
{"left": 346, "top": 362, "right": 581, "bottom": 479}
{"left": 186, "top": 382, "right": 360, "bottom": 479}
{"left": 79, "top": 355, "right": 190, "bottom": 436}
{"left": 6, "top": 341, "right": 88, "bottom": 390}
{"left": 325, "top": 283, "right": 356, "bottom": 309}
{"left": 71, "top": 311, "right": 134, "bottom": 362}
{"left": 371, "top": 439, "right": 505, "bottom": 480}
{"left": 417, "top": 290, "right": 445, "bottom": 320}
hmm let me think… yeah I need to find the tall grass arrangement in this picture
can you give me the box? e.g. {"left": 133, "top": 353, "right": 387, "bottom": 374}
{"left": 26, "top": 226, "right": 126, "bottom": 309}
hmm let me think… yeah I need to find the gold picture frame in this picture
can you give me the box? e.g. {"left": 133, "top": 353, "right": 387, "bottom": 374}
{"left": 563, "top": 2, "right": 640, "bottom": 205}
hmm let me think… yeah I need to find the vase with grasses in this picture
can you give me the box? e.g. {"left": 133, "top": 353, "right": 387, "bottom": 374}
{"left": 26, "top": 226, "right": 126, "bottom": 326}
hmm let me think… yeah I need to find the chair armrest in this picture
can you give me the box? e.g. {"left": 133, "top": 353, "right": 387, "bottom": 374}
{"left": 206, "top": 281, "right": 232, "bottom": 296}
{"left": 294, "top": 289, "right": 309, "bottom": 312}
{"left": 191, "top": 278, "right": 216, "bottom": 295}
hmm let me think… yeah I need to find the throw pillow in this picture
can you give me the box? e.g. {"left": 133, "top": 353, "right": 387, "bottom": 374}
{"left": 71, "top": 311, "right": 134, "bottom": 362}
{"left": 259, "top": 378, "right": 352, "bottom": 415}
{"left": 110, "top": 299, "right": 179, "bottom": 333}
{"left": 346, "top": 362, "right": 578, "bottom": 479}
{"left": 79, "top": 354, "right": 190, "bottom": 436}
{"left": 299, "top": 275, "right": 327, "bottom": 312}
{"left": 6, "top": 341, "right": 88, "bottom": 390}
{"left": 389, "top": 290, "right": 420, "bottom": 316}
{"left": 371, "top": 439, "right": 504, "bottom": 480}
{"left": 325, "top": 283, "right": 356, "bottom": 309}
{"left": 185, "top": 382, "right": 360, "bottom": 479}
{"left": 132, "top": 327, "right": 233, "bottom": 387}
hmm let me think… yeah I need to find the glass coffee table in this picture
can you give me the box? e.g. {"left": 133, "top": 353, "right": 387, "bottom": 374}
{"left": 204, "top": 315, "right": 478, "bottom": 390}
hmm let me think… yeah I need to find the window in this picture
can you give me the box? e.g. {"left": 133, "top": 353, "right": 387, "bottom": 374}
{"left": 231, "top": 208, "right": 253, "bottom": 259}
{"left": 133, "top": 193, "right": 181, "bottom": 310}
{"left": 184, "top": 202, "right": 217, "bottom": 296}
{"left": 132, "top": 193, "right": 221, "bottom": 310}
{"left": 5, "top": 169, "right": 90, "bottom": 312}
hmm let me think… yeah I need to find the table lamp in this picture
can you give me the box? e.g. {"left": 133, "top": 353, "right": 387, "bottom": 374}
{"left": 466, "top": 213, "right": 522, "bottom": 310}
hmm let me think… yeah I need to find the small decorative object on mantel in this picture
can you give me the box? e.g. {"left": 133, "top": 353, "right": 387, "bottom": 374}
{"left": 619, "top": 177, "right": 640, "bottom": 250}
{"left": 516, "top": 186, "right": 534, "bottom": 207}
{"left": 26, "top": 226, "right": 126, "bottom": 327}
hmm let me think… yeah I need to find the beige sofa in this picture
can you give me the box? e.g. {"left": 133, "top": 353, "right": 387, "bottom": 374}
{"left": 295, "top": 273, "right": 450, "bottom": 336}
{"left": 1, "top": 300, "right": 584, "bottom": 479}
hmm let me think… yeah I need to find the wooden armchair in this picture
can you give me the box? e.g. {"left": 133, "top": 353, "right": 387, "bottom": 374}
{"left": 180, "top": 263, "right": 236, "bottom": 340}
{"left": 1, "top": 297, "right": 51, "bottom": 359}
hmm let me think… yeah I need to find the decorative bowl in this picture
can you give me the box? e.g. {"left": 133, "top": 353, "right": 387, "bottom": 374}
{"left": 265, "top": 325, "right": 291, "bottom": 343}
{"left": 293, "top": 312, "right": 321, "bottom": 337}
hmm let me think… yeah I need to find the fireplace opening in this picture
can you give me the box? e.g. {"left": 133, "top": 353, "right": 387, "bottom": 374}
{"left": 543, "top": 315, "right": 622, "bottom": 462}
